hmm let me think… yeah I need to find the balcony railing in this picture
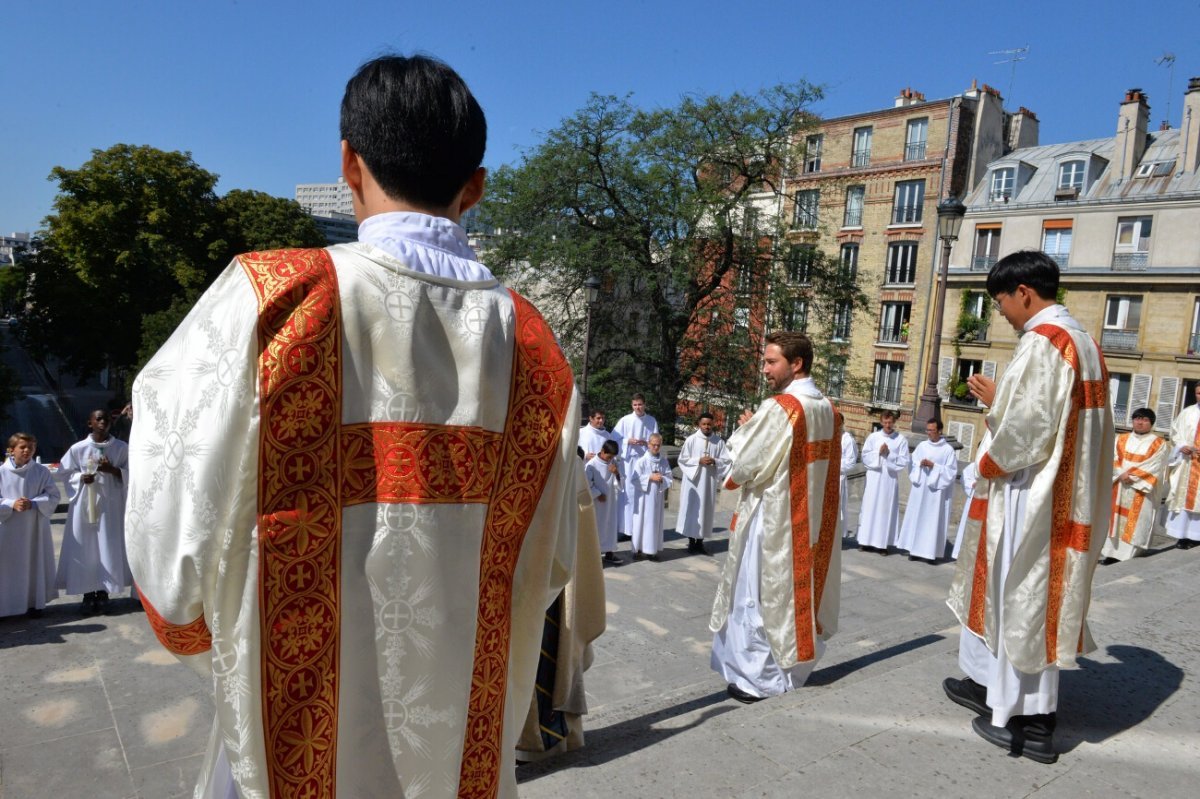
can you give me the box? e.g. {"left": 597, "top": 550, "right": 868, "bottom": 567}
{"left": 873, "top": 384, "right": 903, "bottom": 405}
{"left": 1113, "top": 404, "right": 1129, "bottom": 425}
{"left": 1101, "top": 329, "right": 1139, "bottom": 351}
{"left": 905, "top": 142, "right": 927, "bottom": 161}
{"left": 892, "top": 205, "right": 922, "bottom": 224}
{"left": 877, "top": 328, "right": 908, "bottom": 344}
{"left": 851, "top": 149, "right": 871, "bottom": 168}
{"left": 843, "top": 209, "right": 863, "bottom": 227}
{"left": 885, "top": 268, "right": 916, "bottom": 285}
{"left": 1112, "top": 252, "right": 1148, "bottom": 271}
{"left": 1187, "top": 332, "right": 1200, "bottom": 356}
{"left": 1048, "top": 253, "right": 1069, "bottom": 269}
{"left": 971, "top": 255, "right": 997, "bottom": 271}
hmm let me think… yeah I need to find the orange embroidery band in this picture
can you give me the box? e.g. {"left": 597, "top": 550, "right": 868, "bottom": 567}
{"left": 457, "top": 291, "right": 574, "bottom": 799}
{"left": 774, "top": 394, "right": 839, "bottom": 661}
{"left": 243, "top": 249, "right": 343, "bottom": 799}
{"left": 139, "top": 587, "right": 212, "bottom": 656}
{"left": 967, "top": 498, "right": 989, "bottom": 636}
{"left": 340, "top": 422, "right": 502, "bottom": 505}
{"left": 1188, "top": 417, "right": 1200, "bottom": 509}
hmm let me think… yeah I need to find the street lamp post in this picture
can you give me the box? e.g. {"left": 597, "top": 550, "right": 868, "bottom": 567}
{"left": 912, "top": 197, "right": 966, "bottom": 431}
{"left": 581, "top": 274, "right": 602, "bottom": 414}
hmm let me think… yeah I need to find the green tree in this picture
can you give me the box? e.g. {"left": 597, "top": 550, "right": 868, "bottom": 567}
{"left": 218, "top": 189, "right": 326, "bottom": 254}
{"left": 481, "top": 88, "right": 866, "bottom": 435}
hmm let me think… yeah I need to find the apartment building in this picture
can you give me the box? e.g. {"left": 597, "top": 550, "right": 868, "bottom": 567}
{"left": 939, "top": 81, "right": 1200, "bottom": 458}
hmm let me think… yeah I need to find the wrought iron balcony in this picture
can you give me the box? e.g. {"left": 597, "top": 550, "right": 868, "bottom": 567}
{"left": 904, "top": 142, "right": 927, "bottom": 161}
{"left": 872, "top": 384, "right": 903, "bottom": 405}
{"left": 971, "top": 255, "right": 997, "bottom": 271}
{"left": 851, "top": 149, "right": 871, "bottom": 168}
{"left": 1048, "top": 253, "right": 1069, "bottom": 269}
{"left": 1188, "top": 332, "right": 1200, "bottom": 356}
{"left": 892, "top": 205, "right": 922, "bottom": 225}
{"left": 1101, "top": 329, "right": 1139, "bottom": 351}
{"left": 1111, "top": 252, "right": 1148, "bottom": 271}
{"left": 843, "top": 209, "right": 863, "bottom": 227}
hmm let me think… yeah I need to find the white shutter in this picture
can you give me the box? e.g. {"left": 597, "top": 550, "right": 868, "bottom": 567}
{"left": 1129, "top": 374, "right": 1152, "bottom": 419}
{"left": 1155, "top": 376, "right": 1181, "bottom": 432}
{"left": 955, "top": 421, "right": 975, "bottom": 461}
{"left": 938, "top": 356, "right": 954, "bottom": 399}
{"left": 982, "top": 361, "right": 997, "bottom": 380}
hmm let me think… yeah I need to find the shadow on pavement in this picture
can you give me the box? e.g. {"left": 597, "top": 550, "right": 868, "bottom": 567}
{"left": 807, "top": 633, "right": 947, "bottom": 686}
{"left": 1056, "top": 644, "right": 1183, "bottom": 752}
{"left": 0, "top": 599, "right": 144, "bottom": 649}
{"left": 517, "top": 689, "right": 734, "bottom": 779}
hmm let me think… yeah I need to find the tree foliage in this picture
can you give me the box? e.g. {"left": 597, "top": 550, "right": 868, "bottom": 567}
{"left": 481, "top": 87, "right": 867, "bottom": 435}
{"left": 20, "top": 144, "right": 327, "bottom": 382}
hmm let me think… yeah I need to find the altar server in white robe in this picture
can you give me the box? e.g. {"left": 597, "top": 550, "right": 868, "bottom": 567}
{"left": 945, "top": 251, "right": 1113, "bottom": 764}
{"left": 839, "top": 426, "right": 857, "bottom": 537}
{"left": 856, "top": 410, "right": 910, "bottom": 552}
{"left": 579, "top": 409, "right": 616, "bottom": 462}
{"left": 677, "top": 412, "right": 732, "bottom": 554}
{"left": 1103, "top": 408, "right": 1168, "bottom": 562}
{"left": 630, "top": 434, "right": 672, "bottom": 560}
{"left": 0, "top": 433, "right": 60, "bottom": 617}
{"left": 126, "top": 55, "right": 583, "bottom": 799}
{"left": 613, "top": 394, "right": 658, "bottom": 534}
{"left": 897, "top": 419, "right": 959, "bottom": 562}
{"left": 585, "top": 439, "right": 623, "bottom": 562}
{"left": 56, "top": 410, "right": 130, "bottom": 614}
{"left": 951, "top": 462, "right": 979, "bottom": 560}
{"left": 711, "top": 331, "right": 840, "bottom": 703}
{"left": 1165, "top": 382, "right": 1200, "bottom": 548}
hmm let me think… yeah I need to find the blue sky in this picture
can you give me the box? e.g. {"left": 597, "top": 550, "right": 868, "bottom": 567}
{"left": 4, "top": 0, "right": 1198, "bottom": 233}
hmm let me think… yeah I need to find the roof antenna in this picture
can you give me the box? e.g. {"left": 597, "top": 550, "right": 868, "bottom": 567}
{"left": 989, "top": 45, "right": 1029, "bottom": 100}
{"left": 1155, "top": 53, "right": 1176, "bottom": 128}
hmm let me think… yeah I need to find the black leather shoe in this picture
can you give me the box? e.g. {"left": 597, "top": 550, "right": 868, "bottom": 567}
{"left": 971, "top": 715, "right": 1058, "bottom": 764}
{"left": 603, "top": 552, "right": 620, "bottom": 564}
{"left": 726, "top": 683, "right": 765, "bottom": 704}
{"left": 943, "top": 677, "right": 990, "bottom": 716}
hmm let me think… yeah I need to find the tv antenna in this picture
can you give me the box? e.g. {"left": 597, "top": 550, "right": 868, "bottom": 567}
{"left": 1156, "top": 53, "right": 1176, "bottom": 126}
{"left": 989, "top": 45, "right": 1029, "bottom": 100}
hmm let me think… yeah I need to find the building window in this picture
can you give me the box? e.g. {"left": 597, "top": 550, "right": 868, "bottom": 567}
{"left": 886, "top": 242, "right": 918, "bottom": 284}
{"left": 952, "top": 359, "right": 983, "bottom": 406}
{"left": 877, "top": 302, "right": 911, "bottom": 344}
{"left": 783, "top": 298, "right": 808, "bottom": 332}
{"left": 973, "top": 225, "right": 1001, "bottom": 271}
{"left": 839, "top": 243, "right": 859, "bottom": 282}
{"left": 990, "top": 167, "right": 1014, "bottom": 202}
{"left": 793, "top": 189, "right": 820, "bottom": 229}
{"left": 826, "top": 356, "right": 846, "bottom": 398}
{"left": 1042, "top": 221, "right": 1072, "bottom": 269}
{"left": 962, "top": 291, "right": 990, "bottom": 342}
{"left": 786, "top": 245, "right": 815, "bottom": 284}
{"left": 843, "top": 185, "right": 864, "bottom": 227}
{"left": 852, "top": 126, "right": 873, "bottom": 167}
{"left": 733, "top": 305, "right": 750, "bottom": 329}
{"left": 743, "top": 207, "right": 760, "bottom": 236}
{"left": 832, "top": 301, "right": 853, "bottom": 341}
{"left": 1058, "top": 160, "right": 1085, "bottom": 191}
{"left": 804, "top": 134, "right": 823, "bottom": 173}
{"left": 892, "top": 179, "right": 925, "bottom": 225}
{"left": 1136, "top": 160, "right": 1176, "bottom": 178}
{"left": 1102, "top": 295, "right": 1142, "bottom": 351}
{"left": 1113, "top": 216, "right": 1151, "bottom": 270}
{"left": 873, "top": 361, "right": 904, "bottom": 404}
{"left": 1189, "top": 299, "right": 1200, "bottom": 356}
{"left": 905, "top": 118, "right": 928, "bottom": 161}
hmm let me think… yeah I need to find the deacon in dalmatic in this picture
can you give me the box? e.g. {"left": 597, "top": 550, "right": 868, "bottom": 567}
{"left": 710, "top": 332, "right": 840, "bottom": 703}
{"left": 126, "top": 55, "right": 585, "bottom": 799}
{"left": 945, "top": 251, "right": 1113, "bottom": 765}
{"left": 896, "top": 419, "right": 959, "bottom": 563}
{"left": 1102, "top": 407, "right": 1168, "bottom": 562}
{"left": 1165, "top": 382, "right": 1200, "bottom": 549}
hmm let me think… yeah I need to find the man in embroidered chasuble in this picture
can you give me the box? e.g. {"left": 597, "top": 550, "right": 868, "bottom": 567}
{"left": 126, "top": 55, "right": 584, "bottom": 799}
{"left": 1102, "top": 408, "right": 1168, "bottom": 562}
{"left": 710, "top": 332, "right": 841, "bottom": 702}
{"left": 945, "top": 251, "right": 1113, "bottom": 764}
{"left": 1165, "top": 382, "right": 1200, "bottom": 547}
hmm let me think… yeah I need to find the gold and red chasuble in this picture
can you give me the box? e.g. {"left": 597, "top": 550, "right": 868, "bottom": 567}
{"left": 772, "top": 394, "right": 841, "bottom": 663}
{"left": 236, "top": 248, "right": 573, "bottom": 799}
{"left": 1112, "top": 433, "right": 1166, "bottom": 543}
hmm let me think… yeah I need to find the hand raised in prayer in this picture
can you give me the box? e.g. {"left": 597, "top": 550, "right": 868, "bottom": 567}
{"left": 738, "top": 408, "right": 754, "bottom": 427}
{"left": 607, "top": 462, "right": 619, "bottom": 475}
{"left": 649, "top": 472, "right": 663, "bottom": 483}
{"left": 967, "top": 374, "right": 996, "bottom": 407}
{"left": 700, "top": 455, "right": 715, "bottom": 466}
{"left": 921, "top": 458, "right": 934, "bottom": 468}
{"left": 879, "top": 443, "right": 890, "bottom": 456}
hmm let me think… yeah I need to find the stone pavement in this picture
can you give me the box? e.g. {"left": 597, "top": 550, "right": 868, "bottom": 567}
{"left": 1, "top": 477, "right": 1198, "bottom": 798}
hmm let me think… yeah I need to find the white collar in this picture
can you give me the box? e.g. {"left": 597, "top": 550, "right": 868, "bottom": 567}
{"left": 1023, "top": 304, "right": 1077, "bottom": 333}
{"left": 783, "top": 376, "right": 823, "bottom": 399}
{"left": 358, "top": 211, "right": 494, "bottom": 283}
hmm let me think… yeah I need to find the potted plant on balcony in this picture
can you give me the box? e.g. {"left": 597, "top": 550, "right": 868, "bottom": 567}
{"left": 899, "top": 321, "right": 910, "bottom": 343}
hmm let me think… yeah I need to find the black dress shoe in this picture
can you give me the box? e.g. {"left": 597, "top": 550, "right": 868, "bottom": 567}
{"left": 971, "top": 714, "right": 1058, "bottom": 763}
{"left": 647, "top": 554, "right": 660, "bottom": 562}
{"left": 603, "top": 551, "right": 620, "bottom": 564}
{"left": 943, "top": 677, "right": 990, "bottom": 716}
{"left": 81, "top": 592, "right": 97, "bottom": 615}
{"left": 726, "top": 683, "right": 765, "bottom": 704}
{"left": 1177, "top": 539, "right": 1197, "bottom": 550}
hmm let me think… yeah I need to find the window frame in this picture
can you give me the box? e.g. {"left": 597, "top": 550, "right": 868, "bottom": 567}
{"left": 891, "top": 179, "right": 925, "bottom": 225}
{"left": 904, "top": 118, "right": 928, "bottom": 161}
{"left": 851, "top": 126, "right": 873, "bottom": 167}
{"left": 793, "top": 189, "right": 820, "bottom": 229}
{"left": 885, "top": 241, "right": 918, "bottom": 285}
{"left": 843, "top": 185, "right": 864, "bottom": 227}
{"left": 990, "top": 167, "right": 1014, "bottom": 201}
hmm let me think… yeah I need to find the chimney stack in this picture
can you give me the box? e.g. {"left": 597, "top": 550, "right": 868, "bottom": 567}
{"left": 1116, "top": 88, "right": 1150, "bottom": 181}
{"left": 894, "top": 87, "right": 925, "bottom": 108}
{"left": 1008, "top": 107, "right": 1040, "bottom": 150}
{"left": 1183, "top": 77, "right": 1200, "bottom": 173}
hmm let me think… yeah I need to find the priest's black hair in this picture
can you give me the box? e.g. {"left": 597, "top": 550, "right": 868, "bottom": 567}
{"left": 1131, "top": 407, "right": 1156, "bottom": 424}
{"left": 986, "top": 250, "right": 1059, "bottom": 300}
{"left": 341, "top": 54, "right": 486, "bottom": 209}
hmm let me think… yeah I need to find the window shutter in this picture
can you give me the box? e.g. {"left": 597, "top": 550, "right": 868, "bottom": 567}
{"left": 1155, "top": 376, "right": 1181, "bottom": 432}
{"left": 949, "top": 421, "right": 976, "bottom": 461}
{"left": 938, "top": 356, "right": 954, "bottom": 399}
{"left": 982, "top": 361, "right": 997, "bottom": 380}
{"left": 1130, "top": 374, "right": 1152, "bottom": 419}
